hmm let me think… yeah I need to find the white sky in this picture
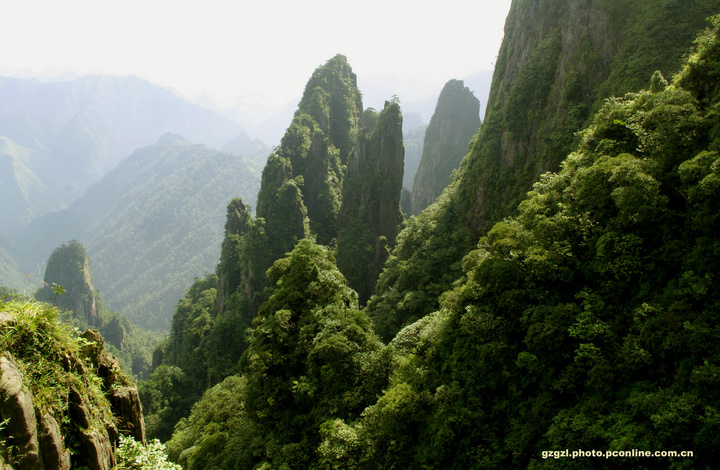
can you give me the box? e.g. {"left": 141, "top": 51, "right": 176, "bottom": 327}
{"left": 1, "top": 0, "right": 513, "bottom": 125}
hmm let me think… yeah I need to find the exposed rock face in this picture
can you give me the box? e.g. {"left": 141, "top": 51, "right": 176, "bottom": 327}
{"left": 0, "top": 317, "right": 145, "bottom": 469}
{"left": 336, "top": 100, "right": 404, "bottom": 303}
{"left": 458, "top": 0, "right": 720, "bottom": 232}
{"left": 68, "top": 386, "right": 116, "bottom": 470}
{"left": 37, "top": 413, "right": 71, "bottom": 470}
{"left": 410, "top": 80, "right": 480, "bottom": 214}
{"left": 0, "top": 355, "right": 44, "bottom": 470}
{"left": 81, "top": 329, "right": 146, "bottom": 444}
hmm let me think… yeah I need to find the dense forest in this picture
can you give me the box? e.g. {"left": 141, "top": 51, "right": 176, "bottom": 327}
{"left": 3, "top": 0, "right": 720, "bottom": 469}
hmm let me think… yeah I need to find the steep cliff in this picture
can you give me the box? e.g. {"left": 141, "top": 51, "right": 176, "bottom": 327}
{"left": 336, "top": 100, "right": 405, "bottom": 303}
{"left": 0, "top": 301, "right": 145, "bottom": 469}
{"left": 460, "top": 0, "right": 720, "bottom": 231}
{"left": 410, "top": 80, "right": 480, "bottom": 215}
{"left": 368, "top": 0, "right": 720, "bottom": 341}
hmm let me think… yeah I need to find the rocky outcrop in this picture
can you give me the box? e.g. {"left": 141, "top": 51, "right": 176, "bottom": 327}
{"left": 336, "top": 100, "right": 404, "bottom": 303}
{"left": 81, "top": 329, "right": 146, "bottom": 444}
{"left": 37, "top": 413, "right": 71, "bottom": 470}
{"left": 36, "top": 240, "right": 99, "bottom": 326}
{"left": 410, "top": 80, "right": 480, "bottom": 215}
{"left": 0, "top": 311, "right": 145, "bottom": 470}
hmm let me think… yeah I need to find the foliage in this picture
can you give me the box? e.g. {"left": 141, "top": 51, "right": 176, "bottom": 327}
{"left": 114, "top": 435, "right": 181, "bottom": 470}
{"left": 0, "top": 299, "right": 121, "bottom": 462}
{"left": 336, "top": 100, "right": 405, "bottom": 303}
{"left": 322, "top": 22, "right": 720, "bottom": 467}
{"left": 165, "top": 240, "right": 390, "bottom": 469}
{"left": 366, "top": 185, "right": 475, "bottom": 342}
{"left": 369, "top": 0, "right": 719, "bottom": 348}
{"left": 140, "top": 274, "right": 219, "bottom": 441}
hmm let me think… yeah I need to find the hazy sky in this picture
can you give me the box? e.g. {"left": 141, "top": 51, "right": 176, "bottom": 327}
{"left": 1, "top": 0, "right": 513, "bottom": 124}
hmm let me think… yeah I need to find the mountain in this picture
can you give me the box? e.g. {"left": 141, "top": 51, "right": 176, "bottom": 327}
{"left": 221, "top": 129, "right": 271, "bottom": 164}
{"left": 410, "top": 79, "right": 481, "bottom": 215}
{"left": 140, "top": 55, "right": 405, "bottom": 441}
{"left": 0, "top": 75, "right": 250, "bottom": 236}
{"left": 321, "top": 24, "right": 720, "bottom": 464}
{"left": 401, "top": 122, "right": 427, "bottom": 191}
{"left": 15, "top": 134, "right": 261, "bottom": 330}
{"left": 367, "top": 0, "right": 720, "bottom": 341}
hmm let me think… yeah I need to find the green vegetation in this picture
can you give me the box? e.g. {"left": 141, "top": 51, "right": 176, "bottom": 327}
{"left": 336, "top": 101, "right": 404, "bottom": 303}
{"left": 35, "top": 240, "right": 163, "bottom": 380}
{"left": 0, "top": 299, "right": 134, "bottom": 467}
{"left": 164, "top": 240, "right": 389, "bottom": 469}
{"left": 320, "top": 20, "right": 720, "bottom": 467}
{"left": 152, "top": 13, "right": 720, "bottom": 470}
{"left": 114, "top": 436, "right": 182, "bottom": 470}
{"left": 369, "top": 0, "right": 720, "bottom": 343}
{"left": 142, "top": 57, "right": 407, "bottom": 444}
{"left": 0, "top": 300, "right": 114, "bottom": 425}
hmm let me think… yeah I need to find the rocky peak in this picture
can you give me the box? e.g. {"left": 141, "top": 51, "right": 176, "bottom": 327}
{"left": 336, "top": 100, "right": 404, "bottom": 303}
{"left": 37, "top": 240, "right": 98, "bottom": 325}
{"left": 410, "top": 79, "right": 481, "bottom": 215}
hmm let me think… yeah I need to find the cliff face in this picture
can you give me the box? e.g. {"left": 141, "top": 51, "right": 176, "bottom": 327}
{"left": 368, "top": 0, "right": 720, "bottom": 340}
{"left": 0, "top": 302, "right": 145, "bottom": 470}
{"left": 460, "top": 0, "right": 720, "bottom": 231}
{"left": 215, "top": 199, "right": 253, "bottom": 317}
{"left": 410, "top": 79, "right": 480, "bottom": 215}
{"left": 337, "top": 101, "right": 405, "bottom": 303}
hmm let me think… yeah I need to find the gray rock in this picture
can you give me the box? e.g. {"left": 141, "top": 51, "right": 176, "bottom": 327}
{"left": 37, "top": 413, "right": 70, "bottom": 470}
{"left": 0, "top": 355, "right": 44, "bottom": 470}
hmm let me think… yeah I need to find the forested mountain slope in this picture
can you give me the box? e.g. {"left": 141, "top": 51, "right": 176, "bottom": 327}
{"left": 15, "top": 134, "right": 261, "bottom": 330}
{"left": 319, "top": 22, "right": 720, "bottom": 466}
{"left": 140, "top": 56, "right": 405, "bottom": 442}
{"left": 367, "top": 0, "right": 720, "bottom": 341}
{"left": 162, "top": 15, "right": 720, "bottom": 469}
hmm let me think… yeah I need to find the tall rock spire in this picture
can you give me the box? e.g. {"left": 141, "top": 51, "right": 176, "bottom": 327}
{"left": 410, "top": 79, "right": 480, "bottom": 215}
{"left": 336, "top": 100, "right": 404, "bottom": 303}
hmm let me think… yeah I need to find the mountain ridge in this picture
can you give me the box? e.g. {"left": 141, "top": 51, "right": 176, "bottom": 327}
{"left": 0, "top": 75, "right": 256, "bottom": 237}
{"left": 13, "top": 134, "right": 261, "bottom": 330}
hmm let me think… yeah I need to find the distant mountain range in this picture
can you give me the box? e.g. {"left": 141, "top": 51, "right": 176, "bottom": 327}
{"left": 0, "top": 74, "right": 259, "bottom": 236}
{"left": 13, "top": 134, "right": 261, "bottom": 330}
